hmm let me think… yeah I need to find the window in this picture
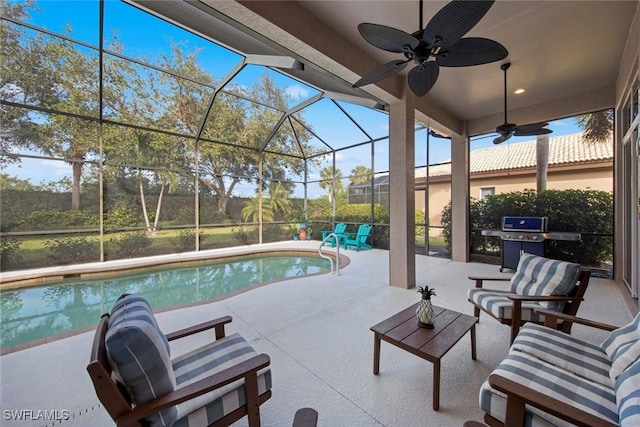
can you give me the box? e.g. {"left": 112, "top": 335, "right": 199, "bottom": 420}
{"left": 480, "top": 187, "right": 495, "bottom": 199}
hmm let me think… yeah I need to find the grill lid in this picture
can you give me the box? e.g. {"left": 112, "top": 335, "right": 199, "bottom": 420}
{"left": 501, "top": 216, "right": 548, "bottom": 232}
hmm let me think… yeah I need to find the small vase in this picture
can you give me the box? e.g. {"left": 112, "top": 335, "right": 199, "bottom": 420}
{"left": 416, "top": 298, "right": 434, "bottom": 328}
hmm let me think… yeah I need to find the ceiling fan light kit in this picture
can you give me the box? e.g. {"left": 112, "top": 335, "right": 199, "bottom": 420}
{"left": 353, "top": 0, "right": 508, "bottom": 97}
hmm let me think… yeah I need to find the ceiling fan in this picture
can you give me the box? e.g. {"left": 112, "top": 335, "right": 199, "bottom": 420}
{"left": 353, "top": 0, "right": 508, "bottom": 97}
{"left": 493, "top": 62, "right": 552, "bottom": 144}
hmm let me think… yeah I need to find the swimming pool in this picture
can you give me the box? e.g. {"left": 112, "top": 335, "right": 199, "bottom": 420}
{"left": 0, "top": 251, "right": 333, "bottom": 351}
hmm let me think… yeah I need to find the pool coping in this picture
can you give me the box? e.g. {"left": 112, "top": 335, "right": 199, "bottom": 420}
{"left": 0, "top": 242, "right": 346, "bottom": 288}
{"left": 0, "top": 243, "right": 350, "bottom": 355}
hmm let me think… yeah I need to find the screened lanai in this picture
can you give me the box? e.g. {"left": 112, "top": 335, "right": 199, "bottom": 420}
{"left": 0, "top": 0, "right": 457, "bottom": 274}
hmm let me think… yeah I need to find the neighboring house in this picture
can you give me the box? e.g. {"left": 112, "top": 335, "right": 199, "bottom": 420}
{"left": 415, "top": 132, "right": 614, "bottom": 234}
{"left": 348, "top": 174, "right": 390, "bottom": 207}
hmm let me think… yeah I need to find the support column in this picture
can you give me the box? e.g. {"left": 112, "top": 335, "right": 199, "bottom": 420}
{"left": 389, "top": 92, "right": 416, "bottom": 288}
{"left": 451, "top": 134, "right": 470, "bottom": 262}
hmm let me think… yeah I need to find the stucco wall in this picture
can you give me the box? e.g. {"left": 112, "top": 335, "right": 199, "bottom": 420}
{"left": 417, "top": 163, "right": 613, "bottom": 235}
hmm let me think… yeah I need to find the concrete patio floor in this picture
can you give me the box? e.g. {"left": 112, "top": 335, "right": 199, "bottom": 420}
{"left": 0, "top": 241, "right": 635, "bottom": 427}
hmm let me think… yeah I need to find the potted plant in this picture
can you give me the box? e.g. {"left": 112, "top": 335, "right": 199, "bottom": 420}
{"left": 298, "top": 223, "right": 307, "bottom": 241}
{"left": 290, "top": 209, "right": 309, "bottom": 241}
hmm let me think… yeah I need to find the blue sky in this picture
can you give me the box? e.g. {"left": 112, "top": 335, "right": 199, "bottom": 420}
{"left": 5, "top": 0, "right": 583, "bottom": 197}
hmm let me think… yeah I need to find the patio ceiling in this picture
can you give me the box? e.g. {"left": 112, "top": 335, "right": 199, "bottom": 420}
{"left": 132, "top": 0, "right": 638, "bottom": 138}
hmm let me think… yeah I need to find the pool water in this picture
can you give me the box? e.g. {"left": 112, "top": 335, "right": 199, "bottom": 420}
{"left": 0, "top": 253, "right": 331, "bottom": 350}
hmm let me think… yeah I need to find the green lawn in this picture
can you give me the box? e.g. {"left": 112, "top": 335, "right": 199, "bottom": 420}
{"left": 5, "top": 226, "right": 441, "bottom": 271}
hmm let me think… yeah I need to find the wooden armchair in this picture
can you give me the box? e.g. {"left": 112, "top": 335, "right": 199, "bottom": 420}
{"left": 468, "top": 253, "right": 591, "bottom": 344}
{"left": 481, "top": 310, "right": 640, "bottom": 427}
{"left": 87, "top": 294, "right": 271, "bottom": 427}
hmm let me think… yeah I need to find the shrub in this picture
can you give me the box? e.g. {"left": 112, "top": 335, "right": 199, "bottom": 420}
{"left": 112, "top": 232, "right": 152, "bottom": 257}
{"left": 441, "top": 189, "right": 613, "bottom": 265}
{"left": 415, "top": 209, "right": 426, "bottom": 236}
{"left": 45, "top": 236, "right": 100, "bottom": 265}
{"left": 104, "top": 202, "right": 139, "bottom": 229}
{"left": 261, "top": 224, "right": 288, "bottom": 242}
{"left": 17, "top": 209, "right": 99, "bottom": 231}
{"left": 175, "top": 206, "right": 196, "bottom": 225}
{"left": 231, "top": 226, "right": 250, "bottom": 243}
{"left": 0, "top": 238, "right": 22, "bottom": 271}
{"left": 172, "top": 229, "right": 206, "bottom": 249}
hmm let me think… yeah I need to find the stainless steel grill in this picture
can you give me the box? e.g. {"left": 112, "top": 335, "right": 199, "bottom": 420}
{"left": 482, "top": 216, "right": 581, "bottom": 271}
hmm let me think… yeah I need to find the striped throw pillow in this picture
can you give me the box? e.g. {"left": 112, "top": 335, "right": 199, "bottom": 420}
{"left": 602, "top": 312, "right": 640, "bottom": 381}
{"left": 509, "top": 253, "right": 581, "bottom": 309}
{"left": 616, "top": 358, "right": 640, "bottom": 426}
{"left": 106, "top": 294, "right": 178, "bottom": 427}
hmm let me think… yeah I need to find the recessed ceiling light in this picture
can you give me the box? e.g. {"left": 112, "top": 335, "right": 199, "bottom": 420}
{"left": 514, "top": 88, "right": 526, "bottom": 94}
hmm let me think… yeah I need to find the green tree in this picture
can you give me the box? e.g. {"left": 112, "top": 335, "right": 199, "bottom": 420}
{"left": 0, "top": 1, "right": 60, "bottom": 166}
{"left": 155, "top": 47, "right": 316, "bottom": 214}
{"left": 2, "top": 3, "right": 101, "bottom": 210}
{"left": 350, "top": 165, "right": 372, "bottom": 185}
{"left": 241, "top": 181, "right": 292, "bottom": 223}
{"left": 319, "top": 166, "right": 343, "bottom": 204}
{"left": 102, "top": 42, "right": 191, "bottom": 232}
{"left": 241, "top": 197, "right": 274, "bottom": 223}
{"left": 576, "top": 110, "right": 614, "bottom": 143}
{"left": 536, "top": 109, "right": 612, "bottom": 192}
{"left": 0, "top": 173, "right": 36, "bottom": 191}
{"left": 266, "top": 182, "right": 293, "bottom": 218}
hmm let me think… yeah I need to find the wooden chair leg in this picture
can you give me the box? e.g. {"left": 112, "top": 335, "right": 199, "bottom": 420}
{"left": 510, "top": 300, "right": 523, "bottom": 345}
{"left": 245, "top": 373, "right": 261, "bottom": 427}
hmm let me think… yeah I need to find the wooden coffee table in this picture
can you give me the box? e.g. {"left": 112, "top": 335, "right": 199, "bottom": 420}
{"left": 370, "top": 303, "right": 478, "bottom": 410}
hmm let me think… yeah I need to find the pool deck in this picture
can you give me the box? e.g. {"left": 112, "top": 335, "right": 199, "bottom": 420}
{"left": 0, "top": 241, "right": 636, "bottom": 427}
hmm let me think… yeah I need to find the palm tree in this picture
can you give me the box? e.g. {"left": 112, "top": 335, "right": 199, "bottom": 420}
{"left": 350, "top": 165, "right": 372, "bottom": 185}
{"left": 576, "top": 110, "right": 613, "bottom": 143}
{"left": 241, "top": 197, "right": 274, "bottom": 223}
{"left": 535, "top": 109, "right": 613, "bottom": 191}
{"left": 266, "top": 182, "right": 293, "bottom": 219}
{"left": 241, "top": 182, "right": 292, "bottom": 223}
{"left": 319, "top": 166, "right": 343, "bottom": 203}
{"left": 536, "top": 133, "right": 549, "bottom": 192}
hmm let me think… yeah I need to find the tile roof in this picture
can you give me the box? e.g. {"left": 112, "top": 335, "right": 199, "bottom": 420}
{"left": 415, "top": 132, "right": 613, "bottom": 179}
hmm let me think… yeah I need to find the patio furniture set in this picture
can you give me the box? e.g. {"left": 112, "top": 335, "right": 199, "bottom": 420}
{"left": 87, "top": 253, "right": 640, "bottom": 426}
{"left": 320, "top": 223, "right": 373, "bottom": 251}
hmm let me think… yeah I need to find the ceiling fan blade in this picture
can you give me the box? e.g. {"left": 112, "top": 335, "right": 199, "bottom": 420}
{"left": 513, "top": 122, "right": 549, "bottom": 132}
{"left": 423, "top": 0, "right": 495, "bottom": 48}
{"left": 358, "top": 23, "right": 419, "bottom": 53}
{"left": 353, "top": 60, "right": 409, "bottom": 88}
{"left": 493, "top": 133, "right": 512, "bottom": 145}
{"left": 407, "top": 62, "right": 440, "bottom": 97}
{"left": 513, "top": 127, "right": 553, "bottom": 137}
{"left": 436, "top": 38, "right": 508, "bottom": 67}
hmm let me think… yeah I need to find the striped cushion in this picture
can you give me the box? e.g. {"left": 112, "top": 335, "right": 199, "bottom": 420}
{"left": 172, "top": 333, "right": 272, "bottom": 427}
{"left": 602, "top": 313, "right": 640, "bottom": 380}
{"left": 509, "top": 254, "right": 581, "bottom": 309}
{"left": 106, "top": 294, "right": 177, "bottom": 427}
{"left": 468, "top": 288, "right": 545, "bottom": 322}
{"left": 481, "top": 351, "right": 618, "bottom": 426}
{"left": 479, "top": 380, "right": 558, "bottom": 427}
{"left": 616, "top": 358, "right": 640, "bottom": 426}
{"left": 512, "top": 323, "right": 613, "bottom": 387}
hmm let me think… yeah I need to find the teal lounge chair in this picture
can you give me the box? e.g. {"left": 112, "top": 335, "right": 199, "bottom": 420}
{"left": 342, "top": 224, "right": 372, "bottom": 251}
{"left": 321, "top": 223, "right": 347, "bottom": 247}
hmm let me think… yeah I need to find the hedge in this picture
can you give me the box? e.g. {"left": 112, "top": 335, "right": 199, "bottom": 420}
{"left": 442, "top": 189, "right": 613, "bottom": 265}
